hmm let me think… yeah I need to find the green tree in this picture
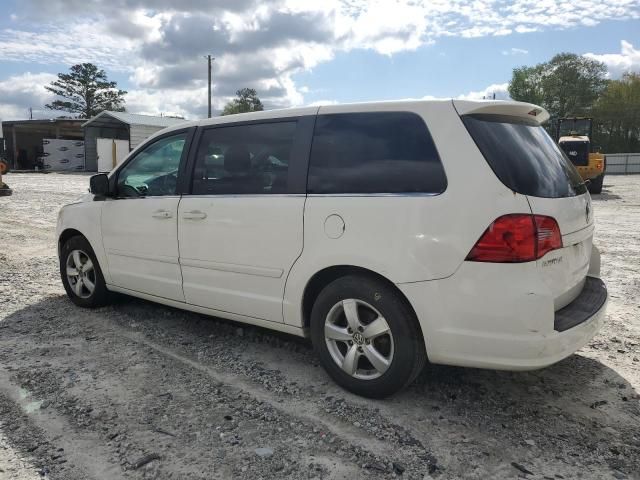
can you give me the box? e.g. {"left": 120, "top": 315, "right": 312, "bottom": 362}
{"left": 508, "top": 64, "right": 545, "bottom": 107}
{"left": 592, "top": 73, "right": 640, "bottom": 153}
{"left": 45, "top": 63, "right": 127, "bottom": 118}
{"left": 508, "top": 53, "right": 608, "bottom": 121}
{"left": 221, "top": 88, "right": 264, "bottom": 116}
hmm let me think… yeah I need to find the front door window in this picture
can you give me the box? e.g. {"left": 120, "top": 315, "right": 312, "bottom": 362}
{"left": 117, "top": 133, "right": 187, "bottom": 197}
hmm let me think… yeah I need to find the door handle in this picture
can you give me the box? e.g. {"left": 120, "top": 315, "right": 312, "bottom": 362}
{"left": 182, "top": 210, "right": 207, "bottom": 220}
{"left": 151, "top": 209, "right": 173, "bottom": 219}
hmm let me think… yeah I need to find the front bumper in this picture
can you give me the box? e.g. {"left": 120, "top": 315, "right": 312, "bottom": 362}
{"left": 398, "top": 266, "right": 607, "bottom": 371}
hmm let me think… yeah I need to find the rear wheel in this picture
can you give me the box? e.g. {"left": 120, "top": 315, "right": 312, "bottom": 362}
{"left": 589, "top": 173, "right": 604, "bottom": 194}
{"left": 310, "top": 275, "right": 426, "bottom": 398}
{"left": 60, "top": 236, "right": 110, "bottom": 308}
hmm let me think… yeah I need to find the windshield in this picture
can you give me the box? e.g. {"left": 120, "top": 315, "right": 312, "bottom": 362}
{"left": 463, "top": 114, "right": 587, "bottom": 198}
{"left": 559, "top": 118, "right": 591, "bottom": 137}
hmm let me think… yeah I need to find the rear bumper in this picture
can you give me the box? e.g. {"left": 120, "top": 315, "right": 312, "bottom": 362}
{"left": 554, "top": 277, "right": 607, "bottom": 332}
{"left": 399, "top": 266, "right": 607, "bottom": 371}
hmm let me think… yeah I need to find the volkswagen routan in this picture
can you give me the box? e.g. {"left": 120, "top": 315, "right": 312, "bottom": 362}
{"left": 57, "top": 100, "right": 607, "bottom": 398}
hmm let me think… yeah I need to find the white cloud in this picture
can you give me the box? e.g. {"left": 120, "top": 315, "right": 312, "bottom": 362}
{"left": 502, "top": 47, "right": 529, "bottom": 56}
{"left": 307, "top": 99, "right": 340, "bottom": 106}
{"left": 584, "top": 40, "right": 640, "bottom": 78}
{"left": 124, "top": 87, "right": 208, "bottom": 118}
{"left": 1, "top": 1, "right": 640, "bottom": 118}
{"left": 0, "top": 72, "right": 58, "bottom": 120}
{"left": 0, "top": 23, "right": 136, "bottom": 71}
{"left": 457, "top": 83, "right": 511, "bottom": 101}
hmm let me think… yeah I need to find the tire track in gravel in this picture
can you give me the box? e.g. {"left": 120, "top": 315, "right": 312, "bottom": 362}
{"left": 0, "top": 375, "right": 124, "bottom": 480}
{"left": 85, "top": 303, "right": 442, "bottom": 477}
{"left": 0, "top": 298, "right": 440, "bottom": 479}
{"left": 118, "top": 327, "right": 435, "bottom": 465}
{"left": 102, "top": 297, "right": 640, "bottom": 479}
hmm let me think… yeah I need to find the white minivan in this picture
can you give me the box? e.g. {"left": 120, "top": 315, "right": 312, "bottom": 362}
{"left": 57, "top": 100, "right": 607, "bottom": 398}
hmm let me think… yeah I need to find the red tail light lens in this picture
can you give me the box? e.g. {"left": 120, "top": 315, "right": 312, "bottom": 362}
{"left": 466, "top": 214, "right": 562, "bottom": 263}
{"left": 534, "top": 215, "right": 562, "bottom": 258}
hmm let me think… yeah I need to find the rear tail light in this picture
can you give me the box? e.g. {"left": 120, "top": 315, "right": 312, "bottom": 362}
{"left": 466, "top": 214, "right": 562, "bottom": 263}
{"left": 534, "top": 215, "right": 563, "bottom": 258}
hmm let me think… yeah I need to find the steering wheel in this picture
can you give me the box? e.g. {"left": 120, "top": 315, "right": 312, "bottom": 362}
{"left": 162, "top": 171, "right": 178, "bottom": 192}
{"left": 145, "top": 171, "right": 177, "bottom": 196}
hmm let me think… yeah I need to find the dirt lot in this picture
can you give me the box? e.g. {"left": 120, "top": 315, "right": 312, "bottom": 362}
{"left": 0, "top": 172, "right": 638, "bottom": 480}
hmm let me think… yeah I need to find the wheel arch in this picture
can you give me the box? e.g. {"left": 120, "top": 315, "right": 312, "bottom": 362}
{"left": 58, "top": 228, "right": 87, "bottom": 256}
{"left": 300, "top": 265, "right": 425, "bottom": 343}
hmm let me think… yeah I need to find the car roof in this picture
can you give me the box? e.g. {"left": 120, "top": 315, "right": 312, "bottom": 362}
{"left": 156, "top": 98, "right": 548, "bottom": 138}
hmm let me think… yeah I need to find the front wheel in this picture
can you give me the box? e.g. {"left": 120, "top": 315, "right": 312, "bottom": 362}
{"left": 60, "top": 236, "right": 110, "bottom": 308}
{"left": 310, "top": 275, "right": 427, "bottom": 398}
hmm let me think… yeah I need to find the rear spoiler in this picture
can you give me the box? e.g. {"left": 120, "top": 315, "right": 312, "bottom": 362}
{"left": 453, "top": 100, "right": 550, "bottom": 125}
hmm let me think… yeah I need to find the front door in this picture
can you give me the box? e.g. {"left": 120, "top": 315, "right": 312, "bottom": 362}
{"left": 101, "top": 130, "right": 191, "bottom": 302}
{"left": 178, "top": 120, "right": 309, "bottom": 322}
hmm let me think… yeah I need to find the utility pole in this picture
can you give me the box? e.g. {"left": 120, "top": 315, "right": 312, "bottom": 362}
{"left": 206, "top": 55, "right": 214, "bottom": 118}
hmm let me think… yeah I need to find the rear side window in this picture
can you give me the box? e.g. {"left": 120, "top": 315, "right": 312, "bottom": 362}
{"left": 307, "top": 112, "right": 446, "bottom": 194}
{"left": 192, "top": 121, "right": 296, "bottom": 195}
{"left": 462, "top": 114, "right": 587, "bottom": 198}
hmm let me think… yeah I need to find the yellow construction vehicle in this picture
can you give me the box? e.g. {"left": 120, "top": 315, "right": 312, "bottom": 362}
{"left": 556, "top": 117, "right": 606, "bottom": 194}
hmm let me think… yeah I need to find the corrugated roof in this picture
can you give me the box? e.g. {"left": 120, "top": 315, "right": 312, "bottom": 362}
{"left": 82, "top": 111, "right": 187, "bottom": 128}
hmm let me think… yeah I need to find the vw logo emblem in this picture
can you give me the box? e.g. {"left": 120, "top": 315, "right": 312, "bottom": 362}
{"left": 352, "top": 332, "right": 365, "bottom": 345}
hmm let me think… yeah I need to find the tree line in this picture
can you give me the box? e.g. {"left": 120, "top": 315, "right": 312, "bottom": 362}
{"left": 509, "top": 53, "right": 640, "bottom": 153}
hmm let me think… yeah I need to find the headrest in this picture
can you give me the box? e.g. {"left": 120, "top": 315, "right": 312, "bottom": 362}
{"left": 224, "top": 145, "right": 251, "bottom": 173}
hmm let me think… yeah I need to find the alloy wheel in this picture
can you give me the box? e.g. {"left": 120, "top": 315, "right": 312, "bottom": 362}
{"left": 65, "top": 249, "right": 96, "bottom": 299}
{"left": 324, "top": 299, "right": 394, "bottom": 380}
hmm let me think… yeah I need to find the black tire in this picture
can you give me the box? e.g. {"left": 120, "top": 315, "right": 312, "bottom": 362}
{"left": 59, "top": 235, "right": 110, "bottom": 308}
{"left": 589, "top": 173, "right": 604, "bottom": 194}
{"left": 310, "top": 274, "right": 427, "bottom": 398}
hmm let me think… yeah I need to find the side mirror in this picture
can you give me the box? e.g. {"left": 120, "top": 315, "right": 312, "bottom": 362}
{"left": 89, "top": 173, "right": 111, "bottom": 196}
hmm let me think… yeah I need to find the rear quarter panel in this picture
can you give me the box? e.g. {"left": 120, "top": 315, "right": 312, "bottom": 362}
{"left": 283, "top": 100, "right": 534, "bottom": 327}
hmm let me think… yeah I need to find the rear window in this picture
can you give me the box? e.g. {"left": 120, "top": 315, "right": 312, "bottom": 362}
{"left": 307, "top": 112, "right": 447, "bottom": 194}
{"left": 462, "top": 114, "right": 587, "bottom": 198}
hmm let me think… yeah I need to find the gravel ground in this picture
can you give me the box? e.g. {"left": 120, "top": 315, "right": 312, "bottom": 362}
{"left": 0, "top": 172, "right": 638, "bottom": 480}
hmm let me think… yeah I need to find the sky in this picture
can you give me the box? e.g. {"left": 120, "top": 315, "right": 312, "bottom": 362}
{"left": 0, "top": 0, "right": 639, "bottom": 121}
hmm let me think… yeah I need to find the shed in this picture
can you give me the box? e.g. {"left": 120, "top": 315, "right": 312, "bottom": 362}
{"left": 1, "top": 119, "right": 84, "bottom": 170}
{"left": 82, "top": 111, "right": 186, "bottom": 171}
